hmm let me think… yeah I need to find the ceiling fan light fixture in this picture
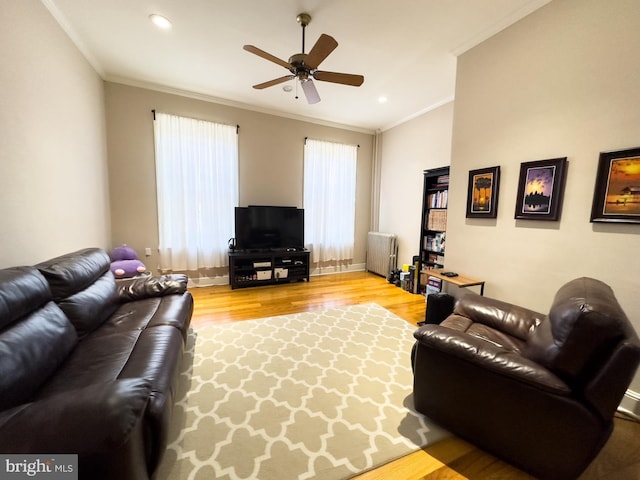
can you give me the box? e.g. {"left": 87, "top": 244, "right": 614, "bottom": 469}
{"left": 149, "top": 14, "right": 172, "bottom": 30}
{"left": 243, "top": 12, "right": 364, "bottom": 104}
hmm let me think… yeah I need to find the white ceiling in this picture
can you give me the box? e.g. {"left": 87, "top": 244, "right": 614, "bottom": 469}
{"left": 43, "top": 0, "right": 550, "bottom": 132}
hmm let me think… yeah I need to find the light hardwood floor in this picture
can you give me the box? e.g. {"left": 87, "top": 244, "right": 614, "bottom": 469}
{"left": 188, "top": 271, "right": 640, "bottom": 479}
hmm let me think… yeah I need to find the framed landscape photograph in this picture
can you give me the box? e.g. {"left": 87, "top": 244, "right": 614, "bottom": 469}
{"left": 514, "top": 157, "right": 567, "bottom": 221}
{"left": 590, "top": 146, "right": 640, "bottom": 224}
{"left": 466, "top": 166, "right": 500, "bottom": 218}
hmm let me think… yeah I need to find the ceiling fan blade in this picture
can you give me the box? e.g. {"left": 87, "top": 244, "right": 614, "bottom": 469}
{"left": 314, "top": 70, "right": 364, "bottom": 86}
{"left": 304, "top": 34, "right": 338, "bottom": 69}
{"left": 243, "top": 45, "right": 291, "bottom": 70}
{"left": 301, "top": 79, "right": 321, "bottom": 104}
{"left": 252, "top": 75, "right": 295, "bottom": 89}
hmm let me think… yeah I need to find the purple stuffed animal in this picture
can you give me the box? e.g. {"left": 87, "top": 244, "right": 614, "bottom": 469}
{"left": 109, "top": 244, "right": 147, "bottom": 278}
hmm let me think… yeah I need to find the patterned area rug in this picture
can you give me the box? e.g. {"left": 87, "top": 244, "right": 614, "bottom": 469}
{"left": 154, "top": 303, "right": 449, "bottom": 480}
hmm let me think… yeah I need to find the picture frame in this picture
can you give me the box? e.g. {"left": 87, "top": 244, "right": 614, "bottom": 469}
{"left": 590, "top": 146, "right": 640, "bottom": 224}
{"left": 466, "top": 166, "right": 500, "bottom": 218}
{"left": 514, "top": 157, "right": 567, "bottom": 221}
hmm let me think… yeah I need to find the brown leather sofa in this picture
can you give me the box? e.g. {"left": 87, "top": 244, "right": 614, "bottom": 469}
{"left": 412, "top": 277, "right": 640, "bottom": 480}
{"left": 0, "top": 248, "right": 193, "bottom": 480}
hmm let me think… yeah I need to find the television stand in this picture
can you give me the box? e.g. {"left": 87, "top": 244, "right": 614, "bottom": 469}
{"left": 229, "top": 249, "right": 310, "bottom": 289}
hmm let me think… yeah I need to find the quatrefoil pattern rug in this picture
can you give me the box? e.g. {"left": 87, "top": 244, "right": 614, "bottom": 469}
{"left": 155, "top": 303, "right": 449, "bottom": 480}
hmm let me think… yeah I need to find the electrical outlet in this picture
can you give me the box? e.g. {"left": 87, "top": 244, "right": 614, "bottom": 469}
{"left": 145, "top": 248, "right": 152, "bottom": 256}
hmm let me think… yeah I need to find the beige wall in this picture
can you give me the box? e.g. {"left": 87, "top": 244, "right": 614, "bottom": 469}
{"left": 445, "top": 0, "right": 640, "bottom": 389}
{"left": 378, "top": 103, "right": 454, "bottom": 267}
{"left": 105, "top": 83, "right": 374, "bottom": 279}
{"left": 0, "top": 0, "right": 110, "bottom": 267}
{"left": 5, "top": 0, "right": 638, "bottom": 392}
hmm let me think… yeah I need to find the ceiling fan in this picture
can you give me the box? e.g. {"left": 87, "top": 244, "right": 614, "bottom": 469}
{"left": 243, "top": 13, "right": 364, "bottom": 104}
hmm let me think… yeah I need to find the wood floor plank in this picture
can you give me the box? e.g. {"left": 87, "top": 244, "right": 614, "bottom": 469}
{"left": 187, "top": 271, "right": 640, "bottom": 479}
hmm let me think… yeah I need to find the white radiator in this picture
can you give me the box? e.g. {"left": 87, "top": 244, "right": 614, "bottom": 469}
{"left": 366, "top": 232, "right": 398, "bottom": 278}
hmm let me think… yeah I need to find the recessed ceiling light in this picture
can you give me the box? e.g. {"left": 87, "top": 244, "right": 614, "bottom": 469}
{"left": 378, "top": 96, "right": 388, "bottom": 104}
{"left": 149, "top": 14, "right": 172, "bottom": 29}
{"left": 283, "top": 85, "right": 293, "bottom": 93}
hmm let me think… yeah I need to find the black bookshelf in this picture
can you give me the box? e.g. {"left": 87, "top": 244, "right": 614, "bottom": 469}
{"left": 418, "top": 166, "right": 449, "bottom": 294}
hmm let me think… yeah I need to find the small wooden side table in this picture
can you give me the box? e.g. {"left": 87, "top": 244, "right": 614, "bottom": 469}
{"left": 426, "top": 270, "right": 485, "bottom": 296}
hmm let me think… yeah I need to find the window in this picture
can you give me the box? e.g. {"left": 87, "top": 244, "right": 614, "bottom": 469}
{"left": 153, "top": 112, "right": 238, "bottom": 271}
{"left": 304, "top": 138, "right": 357, "bottom": 263}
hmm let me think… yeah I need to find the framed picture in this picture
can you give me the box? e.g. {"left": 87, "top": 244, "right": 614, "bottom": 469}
{"left": 514, "top": 157, "right": 567, "bottom": 221}
{"left": 590, "top": 146, "right": 640, "bottom": 224}
{"left": 466, "top": 166, "right": 500, "bottom": 218}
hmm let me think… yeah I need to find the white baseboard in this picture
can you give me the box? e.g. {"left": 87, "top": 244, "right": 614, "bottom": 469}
{"left": 619, "top": 388, "right": 640, "bottom": 419}
{"left": 188, "top": 275, "right": 230, "bottom": 288}
{"left": 187, "top": 263, "right": 368, "bottom": 288}
{"left": 310, "top": 262, "right": 366, "bottom": 276}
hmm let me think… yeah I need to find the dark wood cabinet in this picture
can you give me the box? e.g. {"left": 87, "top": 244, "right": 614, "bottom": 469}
{"left": 229, "top": 250, "right": 310, "bottom": 289}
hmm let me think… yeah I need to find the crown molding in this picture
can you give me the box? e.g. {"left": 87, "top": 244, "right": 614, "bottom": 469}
{"left": 40, "top": 0, "right": 105, "bottom": 77}
{"left": 105, "top": 75, "right": 377, "bottom": 136}
{"left": 451, "top": 0, "right": 552, "bottom": 56}
{"left": 379, "top": 96, "right": 455, "bottom": 132}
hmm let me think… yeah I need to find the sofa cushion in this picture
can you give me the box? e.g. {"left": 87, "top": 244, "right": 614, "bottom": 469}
{"left": 0, "top": 301, "right": 77, "bottom": 410}
{"left": 58, "top": 271, "right": 119, "bottom": 338}
{"left": 0, "top": 378, "right": 152, "bottom": 456}
{"left": 525, "top": 277, "right": 629, "bottom": 383}
{"left": 0, "top": 266, "right": 77, "bottom": 411}
{"left": 453, "top": 293, "right": 544, "bottom": 342}
{"left": 37, "top": 248, "right": 119, "bottom": 337}
{"left": 0, "top": 266, "right": 51, "bottom": 330}
{"left": 441, "top": 315, "right": 529, "bottom": 353}
{"left": 36, "top": 248, "right": 112, "bottom": 301}
{"left": 35, "top": 331, "right": 142, "bottom": 399}
{"left": 97, "top": 294, "right": 193, "bottom": 342}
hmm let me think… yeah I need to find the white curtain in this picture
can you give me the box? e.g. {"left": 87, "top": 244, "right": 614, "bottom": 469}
{"left": 304, "top": 138, "right": 357, "bottom": 263}
{"left": 153, "top": 112, "right": 238, "bottom": 271}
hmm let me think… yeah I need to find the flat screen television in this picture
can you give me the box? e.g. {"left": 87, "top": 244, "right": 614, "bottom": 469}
{"left": 234, "top": 206, "right": 304, "bottom": 251}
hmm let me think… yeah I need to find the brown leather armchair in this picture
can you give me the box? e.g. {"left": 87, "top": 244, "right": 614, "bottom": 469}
{"left": 412, "top": 277, "right": 640, "bottom": 480}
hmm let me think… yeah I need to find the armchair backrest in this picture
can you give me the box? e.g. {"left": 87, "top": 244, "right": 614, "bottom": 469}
{"left": 524, "top": 277, "right": 640, "bottom": 417}
{"left": 453, "top": 294, "right": 544, "bottom": 342}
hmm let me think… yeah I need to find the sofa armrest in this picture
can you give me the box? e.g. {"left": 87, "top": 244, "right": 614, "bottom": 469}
{"left": 117, "top": 274, "right": 188, "bottom": 302}
{"left": 453, "top": 292, "right": 546, "bottom": 342}
{"left": 0, "top": 378, "right": 151, "bottom": 454}
{"left": 414, "top": 325, "right": 570, "bottom": 394}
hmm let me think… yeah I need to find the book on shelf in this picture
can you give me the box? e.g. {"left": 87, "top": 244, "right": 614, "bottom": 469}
{"left": 426, "top": 209, "right": 447, "bottom": 231}
{"left": 426, "top": 276, "right": 442, "bottom": 295}
{"left": 423, "top": 232, "right": 446, "bottom": 253}
{"left": 427, "top": 252, "right": 445, "bottom": 265}
{"left": 427, "top": 190, "right": 448, "bottom": 208}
